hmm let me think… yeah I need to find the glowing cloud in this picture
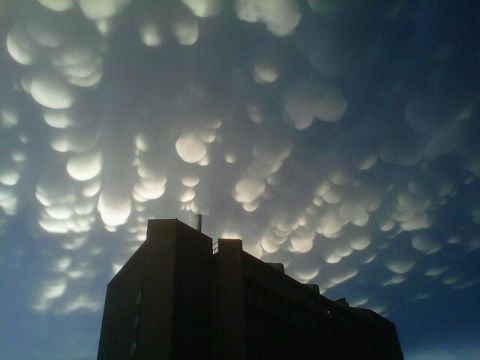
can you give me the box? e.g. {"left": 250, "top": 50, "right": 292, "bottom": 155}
{"left": 1, "top": 3, "right": 480, "bottom": 355}
{"left": 386, "top": 259, "right": 416, "bottom": 274}
{"left": 289, "top": 229, "right": 315, "bottom": 253}
{"left": 235, "top": 0, "right": 301, "bottom": 37}
{"left": 253, "top": 63, "right": 279, "bottom": 84}
{"left": 97, "top": 192, "right": 132, "bottom": 227}
{"left": 182, "top": 0, "right": 223, "bottom": 17}
{"left": 37, "top": 0, "right": 74, "bottom": 12}
{"left": 78, "top": 0, "right": 131, "bottom": 21}
{"left": 66, "top": 151, "right": 102, "bottom": 182}
{"left": 30, "top": 72, "right": 75, "bottom": 109}
{"left": 175, "top": 132, "right": 207, "bottom": 163}
{"left": 139, "top": 19, "right": 163, "bottom": 47}
{"left": 349, "top": 235, "right": 371, "bottom": 251}
{"left": 411, "top": 235, "right": 442, "bottom": 255}
{"left": 328, "top": 268, "right": 358, "bottom": 286}
{"left": 172, "top": 17, "right": 199, "bottom": 46}
{"left": 283, "top": 77, "right": 347, "bottom": 129}
{"left": 233, "top": 177, "right": 266, "bottom": 204}
{"left": 6, "top": 26, "right": 39, "bottom": 65}
{"left": 33, "top": 277, "right": 68, "bottom": 312}
{"left": 317, "top": 210, "right": 345, "bottom": 238}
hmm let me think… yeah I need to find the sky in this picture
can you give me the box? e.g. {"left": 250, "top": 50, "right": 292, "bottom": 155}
{"left": 0, "top": 0, "right": 479, "bottom": 359}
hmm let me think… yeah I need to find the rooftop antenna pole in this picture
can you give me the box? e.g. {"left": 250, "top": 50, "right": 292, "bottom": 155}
{"left": 196, "top": 214, "right": 203, "bottom": 232}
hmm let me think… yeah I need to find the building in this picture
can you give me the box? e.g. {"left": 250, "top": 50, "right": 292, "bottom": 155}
{"left": 97, "top": 219, "right": 404, "bottom": 359}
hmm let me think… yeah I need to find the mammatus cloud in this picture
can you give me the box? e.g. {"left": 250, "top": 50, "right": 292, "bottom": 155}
{"left": 235, "top": 0, "right": 301, "bottom": 37}
{"left": 283, "top": 77, "right": 347, "bottom": 129}
{"left": 1, "top": 0, "right": 480, "bottom": 358}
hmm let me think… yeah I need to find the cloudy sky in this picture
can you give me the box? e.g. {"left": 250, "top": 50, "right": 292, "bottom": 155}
{"left": 1, "top": 0, "right": 479, "bottom": 359}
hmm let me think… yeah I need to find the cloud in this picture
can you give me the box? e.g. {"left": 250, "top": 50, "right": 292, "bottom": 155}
{"left": 77, "top": 0, "right": 131, "bottom": 21}
{"left": 235, "top": 0, "right": 301, "bottom": 37}
{"left": 29, "top": 71, "right": 76, "bottom": 109}
{"left": 282, "top": 77, "right": 347, "bottom": 129}
{"left": 386, "top": 259, "right": 416, "bottom": 275}
{"left": 36, "top": 0, "right": 74, "bottom": 12}
{"left": 407, "top": 347, "right": 480, "bottom": 360}
{"left": 1, "top": 2, "right": 480, "bottom": 358}
{"left": 182, "top": 0, "right": 223, "bottom": 18}
{"left": 138, "top": 18, "right": 163, "bottom": 47}
{"left": 33, "top": 277, "right": 68, "bottom": 312}
{"left": 176, "top": 132, "right": 208, "bottom": 164}
{"left": 411, "top": 235, "right": 442, "bottom": 255}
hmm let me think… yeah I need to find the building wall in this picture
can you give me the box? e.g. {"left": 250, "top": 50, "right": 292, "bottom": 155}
{"left": 98, "top": 220, "right": 403, "bottom": 360}
{"left": 212, "top": 239, "right": 247, "bottom": 360}
{"left": 170, "top": 221, "right": 213, "bottom": 359}
{"left": 98, "top": 219, "right": 213, "bottom": 360}
{"left": 241, "top": 251, "right": 403, "bottom": 359}
{"left": 97, "top": 245, "right": 145, "bottom": 360}
{"left": 135, "top": 219, "right": 177, "bottom": 359}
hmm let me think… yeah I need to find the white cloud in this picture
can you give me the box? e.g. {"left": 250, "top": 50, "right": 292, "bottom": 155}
{"left": 33, "top": 277, "right": 68, "bottom": 312}
{"left": 176, "top": 132, "right": 207, "bottom": 163}
{"left": 182, "top": 0, "right": 223, "bottom": 17}
{"left": 172, "top": 16, "right": 199, "bottom": 46}
{"left": 349, "top": 235, "right": 371, "bottom": 251}
{"left": 2, "top": 4, "right": 479, "bottom": 354}
{"left": 233, "top": 177, "right": 266, "bottom": 204}
{"left": 59, "top": 295, "right": 101, "bottom": 314}
{"left": 283, "top": 77, "right": 347, "bottom": 129}
{"left": 78, "top": 0, "right": 131, "bottom": 21}
{"left": 382, "top": 275, "right": 406, "bottom": 286}
{"left": 386, "top": 259, "right": 416, "bottom": 274}
{"left": 138, "top": 19, "right": 163, "bottom": 47}
{"left": 411, "top": 235, "right": 442, "bottom": 255}
{"left": 235, "top": 0, "right": 301, "bottom": 37}
{"left": 37, "top": 0, "right": 74, "bottom": 12}
{"left": 67, "top": 151, "right": 103, "bottom": 182}
{"left": 253, "top": 63, "right": 279, "bottom": 84}
{"left": 97, "top": 192, "right": 132, "bottom": 227}
{"left": 30, "top": 72, "right": 75, "bottom": 109}
{"left": 6, "top": 26, "right": 39, "bottom": 65}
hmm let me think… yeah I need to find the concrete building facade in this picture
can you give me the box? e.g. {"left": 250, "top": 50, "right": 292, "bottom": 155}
{"left": 98, "top": 219, "right": 403, "bottom": 359}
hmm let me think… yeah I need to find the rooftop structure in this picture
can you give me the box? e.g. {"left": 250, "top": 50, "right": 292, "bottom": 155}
{"left": 98, "top": 219, "right": 403, "bottom": 359}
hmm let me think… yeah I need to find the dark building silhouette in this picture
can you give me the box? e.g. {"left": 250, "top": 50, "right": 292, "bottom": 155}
{"left": 98, "top": 219, "right": 403, "bottom": 359}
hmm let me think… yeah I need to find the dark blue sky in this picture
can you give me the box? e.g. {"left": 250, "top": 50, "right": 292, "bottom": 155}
{"left": 1, "top": 1, "right": 480, "bottom": 359}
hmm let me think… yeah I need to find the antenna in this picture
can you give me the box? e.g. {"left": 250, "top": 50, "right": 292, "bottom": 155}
{"left": 196, "top": 214, "right": 203, "bottom": 232}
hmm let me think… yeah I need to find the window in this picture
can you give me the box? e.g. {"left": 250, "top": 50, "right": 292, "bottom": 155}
{"left": 128, "top": 341, "right": 137, "bottom": 357}
{"left": 132, "top": 314, "right": 140, "bottom": 329}
{"left": 135, "top": 290, "right": 142, "bottom": 305}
